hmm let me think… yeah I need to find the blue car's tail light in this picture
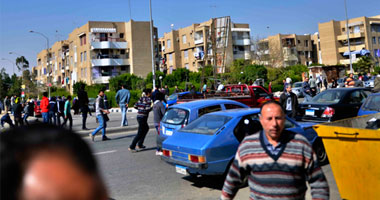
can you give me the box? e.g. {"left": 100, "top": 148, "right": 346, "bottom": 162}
{"left": 188, "top": 154, "right": 206, "bottom": 163}
{"left": 162, "top": 149, "right": 172, "bottom": 157}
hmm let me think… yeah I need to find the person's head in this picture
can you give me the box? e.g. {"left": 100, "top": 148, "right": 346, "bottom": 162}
{"left": 121, "top": 84, "right": 126, "bottom": 89}
{"left": 349, "top": 73, "right": 353, "bottom": 78}
{"left": 80, "top": 84, "right": 85, "bottom": 91}
{"left": 175, "top": 85, "right": 178, "bottom": 88}
{"left": 259, "top": 101, "right": 286, "bottom": 142}
{"left": 57, "top": 96, "right": 61, "bottom": 100}
{"left": 0, "top": 124, "right": 108, "bottom": 200}
{"left": 154, "top": 85, "right": 159, "bottom": 90}
{"left": 42, "top": 92, "right": 48, "bottom": 98}
{"left": 165, "top": 85, "right": 168, "bottom": 88}
{"left": 144, "top": 88, "right": 152, "bottom": 97}
{"left": 305, "top": 77, "right": 309, "bottom": 82}
{"left": 98, "top": 89, "right": 104, "bottom": 97}
{"left": 286, "top": 84, "right": 292, "bottom": 93}
{"left": 67, "top": 95, "right": 72, "bottom": 101}
{"left": 156, "top": 92, "right": 165, "bottom": 101}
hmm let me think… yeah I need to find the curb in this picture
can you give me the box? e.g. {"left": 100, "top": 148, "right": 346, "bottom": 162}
{"left": 76, "top": 124, "right": 156, "bottom": 137}
{"left": 108, "top": 108, "right": 138, "bottom": 113}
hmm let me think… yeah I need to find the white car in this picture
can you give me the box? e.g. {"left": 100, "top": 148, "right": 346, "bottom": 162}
{"left": 364, "top": 76, "right": 376, "bottom": 88}
{"left": 292, "top": 82, "right": 304, "bottom": 97}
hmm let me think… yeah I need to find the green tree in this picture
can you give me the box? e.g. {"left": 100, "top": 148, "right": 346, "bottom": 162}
{"left": 8, "top": 74, "right": 22, "bottom": 97}
{"left": 108, "top": 73, "right": 143, "bottom": 91}
{"left": 22, "top": 70, "right": 38, "bottom": 97}
{"left": 15, "top": 56, "right": 29, "bottom": 72}
{"left": 354, "top": 56, "right": 373, "bottom": 73}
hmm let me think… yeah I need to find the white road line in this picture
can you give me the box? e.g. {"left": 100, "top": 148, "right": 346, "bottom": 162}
{"left": 93, "top": 150, "right": 117, "bottom": 155}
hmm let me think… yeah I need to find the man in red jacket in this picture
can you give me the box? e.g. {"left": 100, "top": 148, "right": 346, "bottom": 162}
{"left": 40, "top": 92, "right": 50, "bottom": 123}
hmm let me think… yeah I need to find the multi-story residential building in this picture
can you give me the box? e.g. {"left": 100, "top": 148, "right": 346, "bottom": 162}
{"left": 159, "top": 16, "right": 251, "bottom": 74}
{"left": 255, "top": 34, "right": 315, "bottom": 68}
{"left": 33, "top": 20, "right": 158, "bottom": 92}
{"left": 318, "top": 15, "right": 380, "bottom": 66}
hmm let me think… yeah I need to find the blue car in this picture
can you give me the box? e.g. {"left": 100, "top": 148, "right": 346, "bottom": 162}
{"left": 161, "top": 108, "right": 326, "bottom": 177}
{"left": 166, "top": 91, "right": 202, "bottom": 106}
{"left": 358, "top": 93, "right": 380, "bottom": 116}
{"left": 157, "top": 100, "right": 249, "bottom": 150}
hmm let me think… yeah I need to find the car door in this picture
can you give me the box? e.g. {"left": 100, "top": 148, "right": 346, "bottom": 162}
{"left": 344, "top": 90, "right": 366, "bottom": 118}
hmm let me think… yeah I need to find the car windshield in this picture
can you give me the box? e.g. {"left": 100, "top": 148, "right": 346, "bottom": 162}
{"left": 180, "top": 115, "right": 232, "bottom": 135}
{"left": 167, "top": 93, "right": 178, "bottom": 101}
{"left": 293, "top": 82, "right": 302, "bottom": 88}
{"left": 89, "top": 98, "right": 95, "bottom": 103}
{"left": 361, "top": 95, "right": 380, "bottom": 111}
{"left": 161, "top": 108, "right": 188, "bottom": 125}
{"left": 311, "top": 90, "right": 344, "bottom": 103}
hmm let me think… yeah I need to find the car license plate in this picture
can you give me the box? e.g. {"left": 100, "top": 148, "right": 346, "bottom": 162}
{"left": 165, "top": 129, "right": 173, "bottom": 136}
{"left": 305, "top": 109, "right": 315, "bottom": 116}
{"left": 175, "top": 165, "right": 188, "bottom": 175}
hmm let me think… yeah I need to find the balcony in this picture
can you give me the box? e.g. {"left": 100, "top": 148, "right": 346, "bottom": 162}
{"left": 233, "top": 51, "right": 251, "bottom": 60}
{"left": 91, "top": 41, "right": 127, "bottom": 49}
{"left": 337, "top": 31, "right": 365, "bottom": 41}
{"left": 338, "top": 44, "right": 366, "bottom": 53}
{"left": 91, "top": 58, "right": 129, "bottom": 67}
{"left": 233, "top": 37, "right": 251, "bottom": 46}
{"left": 93, "top": 76, "right": 110, "bottom": 84}
{"left": 194, "top": 37, "right": 204, "bottom": 45}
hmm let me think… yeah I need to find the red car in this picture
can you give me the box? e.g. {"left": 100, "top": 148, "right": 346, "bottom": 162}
{"left": 34, "top": 100, "right": 42, "bottom": 118}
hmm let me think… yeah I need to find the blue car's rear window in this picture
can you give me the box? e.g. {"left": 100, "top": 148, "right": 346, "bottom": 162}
{"left": 180, "top": 115, "right": 232, "bottom": 135}
{"left": 162, "top": 108, "right": 188, "bottom": 125}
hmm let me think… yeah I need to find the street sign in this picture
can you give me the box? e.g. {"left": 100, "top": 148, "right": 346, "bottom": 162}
{"left": 21, "top": 85, "right": 26, "bottom": 89}
{"left": 21, "top": 91, "right": 25, "bottom": 98}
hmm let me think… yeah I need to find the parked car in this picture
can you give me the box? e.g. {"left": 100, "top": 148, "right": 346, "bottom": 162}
{"left": 166, "top": 91, "right": 202, "bottom": 106}
{"left": 88, "top": 98, "right": 96, "bottom": 112}
{"left": 157, "top": 99, "right": 249, "bottom": 150}
{"left": 364, "top": 76, "right": 376, "bottom": 88}
{"left": 337, "top": 78, "right": 346, "bottom": 88}
{"left": 358, "top": 93, "right": 380, "bottom": 116}
{"left": 34, "top": 100, "right": 42, "bottom": 118}
{"left": 161, "top": 108, "right": 326, "bottom": 177}
{"left": 298, "top": 88, "right": 371, "bottom": 122}
{"left": 292, "top": 82, "right": 304, "bottom": 97}
{"left": 177, "top": 84, "right": 278, "bottom": 108}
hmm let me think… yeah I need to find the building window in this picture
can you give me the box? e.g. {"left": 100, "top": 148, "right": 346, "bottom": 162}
{"left": 119, "top": 33, "right": 124, "bottom": 38}
{"left": 167, "top": 39, "right": 171, "bottom": 49}
{"left": 84, "top": 51, "right": 87, "bottom": 61}
{"left": 373, "top": 37, "right": 377, "bottom": 44}
{"left": 185, "top": 63, "right": 189, "bottom": 69}
{"left": 80, "top": 52, "right": 83, "bottom": 62}
{"left": 304, "top": 40, "right": 309, "bottom": 47}
{"left": 120, "top": 49, "right": 125, "bottom": 54}
{"left": 169, "top": 53, "right": 173, "bottom": 61}
{"left": 84, "top": 68, "right": 87, "bottom": 77}
{"left": 374, "top": 49, "right": 378, "bottom": 57}
{"left": 80, "top": 34, "right": 86, "bottom": 46}
{"left": 297, "top": 40, "right": 301, "bottom": 44}
{"left": 184, "top": 50, "right": 188, "bottom": 59}
{"left": 182, "top": 35, "right": 187, "bottom": 44}
{"left": 378, "top": 37, "right": 380, "bottom": 44}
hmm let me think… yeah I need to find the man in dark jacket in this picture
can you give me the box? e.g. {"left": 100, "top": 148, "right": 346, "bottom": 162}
{"left": 23, "top": 98, "right": 35, "bottom": 126}
{"left": 77, "top": 85, "right": 90, "bottom": 130}
{"left": 279, "top": 85, "right": 298, "bottom": 119}
{"left": 13, "top": 97, "right": 23, "bottom": 127}
{"left": 48, "top": 97, "right": 58, "bottom": 125}
{"left": 56, "top": 96, "right": 65, "bottom": 126}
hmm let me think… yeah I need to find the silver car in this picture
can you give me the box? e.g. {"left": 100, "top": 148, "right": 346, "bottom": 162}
{"left": 364, "top": 76, "right": 376, "bottom": 88}
{"left": 292, "top": 82, "right": 304, "bottom": 97}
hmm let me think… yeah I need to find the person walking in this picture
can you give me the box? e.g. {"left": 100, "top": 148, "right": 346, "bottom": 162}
{"left": 302, "top": 77, "right": 313, "bottom": 102}
{"left": 77, "top": 85, "right": 90, "bottom": 130}
{"left": 153, "top": 92, "right": 166, "bottom": 155}
{"left": 279, "top": 84, "right": 298, "bottom": 119}
{"left": 89, "top": 90, "right": 110, "bottom": 142}
{"left": 173, "top": 85, "right": 179, "bottom": 94}
{"left": 115, "top": 84, "right": 131, "bottom": 127}
{"left": 129, "top": 89, "right": 152, "bottom": 152}
{"left": 10, "top": 95, "right": 15, "bottom": 114}
{"left": 164, "top": 85, "right": 169, "bottom": 95}
{"left": 221, "top": 101, "right": 329, "bottom": 200}
{"left": 56, "top": 96, "right": 65, "bottom": 126}
{"left": 309, "top": 76, "right": 317, "bottom": 96}
{"left": 4, "top": 96, "right": 10, "bottom": 113}
{"left": 62, "top": 96, "right": 73, "bottom": 130}
{"left": 40, "top": 92, "right": 50, "bottom": 123}
{"left": 48, "top": 96, "right": 58, "bottom": 125}
{"left": 12, "top": 97, "right": 23, "bottom": 127}
{"left": 23, "top": 98, "right": 34, "bottom": 125}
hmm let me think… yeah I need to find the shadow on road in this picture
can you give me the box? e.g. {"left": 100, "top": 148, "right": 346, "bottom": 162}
{"left": 111, "top": 134, "right": 137, "bottom": 140}
{"left": 182, "top": 175, "right": 226, "bottom": 190}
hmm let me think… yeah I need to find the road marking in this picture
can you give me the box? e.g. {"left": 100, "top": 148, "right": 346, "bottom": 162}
{"left": 93, "top": 150, "right": 117, "bottom": 155}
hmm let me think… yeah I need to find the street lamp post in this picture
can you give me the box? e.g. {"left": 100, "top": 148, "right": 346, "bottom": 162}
{"left": 149, "top": 0, "right": 156, "bottom": 89}
{"left": 30, "top": 30, "right": 51, "bottom": 98}
{"left": 1, "top": 58, "right": 15, "bottom": 74}
{"left": 344, "top": 0, "right": 353, "bottom": 74}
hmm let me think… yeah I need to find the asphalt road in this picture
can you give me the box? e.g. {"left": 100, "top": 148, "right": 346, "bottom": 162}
{"left": 87, "top": 130, "right": 341, "bottom": 200}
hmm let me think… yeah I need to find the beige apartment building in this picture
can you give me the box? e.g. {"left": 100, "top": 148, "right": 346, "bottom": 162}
{"left": 158, "top": 16, "right": 251, "bottom": 74}
{"left": 33, "top": 20, "right": 158, "bottom": 92}
{"left": 256, "top": 34, "right": 315, "bottom": 67}
{"left": 318, "top": 15, "right": 380, "bottom": 66}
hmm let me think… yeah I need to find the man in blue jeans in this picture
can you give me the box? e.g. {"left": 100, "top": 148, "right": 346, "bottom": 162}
{"left": 115, "top": 84, "right": 130, "bottom": 127}
{"left": 90, "top": 89, "right": 110, "bottom": 142}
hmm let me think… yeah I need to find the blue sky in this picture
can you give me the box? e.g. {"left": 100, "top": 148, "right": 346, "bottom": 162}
{"left": 1, "top": 0, "right": 379, "bottom": 75}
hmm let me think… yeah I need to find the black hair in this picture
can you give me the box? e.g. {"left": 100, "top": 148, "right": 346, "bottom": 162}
{"left": 155, "top": 92, "right": 165, "bottom": 101}
{"left": 42, "top": 92, "right": 48, "bottom": 97}
{"left": 98, "top": 89, "right": 104, "bottom": 94}
{"left": 260, "top": 100, "right": 285, "bottom": 115}
{"left": 0, "top": 124, "right": 103, "bottom": 200}
{"left": 67, "top": 95, "right": 72, "bottom": 100}
{"left": 144, "top": 88, "right": 152, "bottom": 94}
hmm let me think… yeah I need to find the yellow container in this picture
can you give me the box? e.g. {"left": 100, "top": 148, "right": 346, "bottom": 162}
{"left": 313, "top": 113, "right": 380, "bottom": 200}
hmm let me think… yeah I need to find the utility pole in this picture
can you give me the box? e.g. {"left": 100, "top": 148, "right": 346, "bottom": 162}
{"left": 344, "top": 0, "right": 353, "bottom": 74}
{"left": 149, "top": 0, "right": 156, "bottom": 89}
